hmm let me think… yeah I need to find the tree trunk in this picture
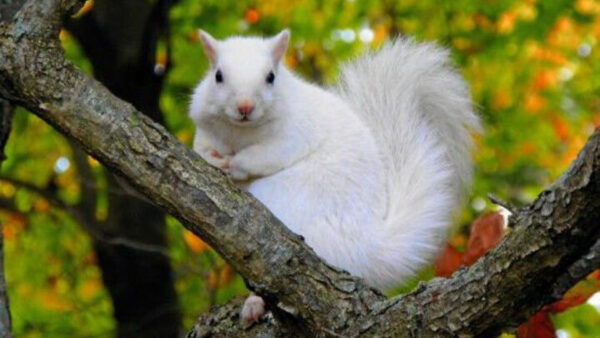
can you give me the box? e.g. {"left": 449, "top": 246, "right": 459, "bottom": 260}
{"left": 65, "top": 1, "right": 180, "bottom": 337}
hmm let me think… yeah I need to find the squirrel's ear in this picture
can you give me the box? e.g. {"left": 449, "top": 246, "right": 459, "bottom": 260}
{"left": 270, "top": 29, "right": 290, "bottom": 64}
{"left": 199, "top": 29, "right": 219, "bottom": 65}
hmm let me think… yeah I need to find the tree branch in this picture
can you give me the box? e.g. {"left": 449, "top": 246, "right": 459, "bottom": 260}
{"left": 0, "top": 6, "right": 22, "bottom": 336}
{"left": 0, "top": 175, "right": 172, "bottom": 257}
{"left": 0, "top": 1, "right": 599, "bottom": 337}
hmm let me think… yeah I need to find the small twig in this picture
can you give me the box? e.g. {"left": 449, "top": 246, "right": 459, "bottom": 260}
{"left": 487, "top": 193, "right": 516, "bottom": 214}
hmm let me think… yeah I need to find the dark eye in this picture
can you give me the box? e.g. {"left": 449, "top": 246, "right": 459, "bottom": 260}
{"left": 266, "top": 71, "right": 275, "bottom": 84}
{"left": 215, "top": 69, "right": 223, "bottom": 83}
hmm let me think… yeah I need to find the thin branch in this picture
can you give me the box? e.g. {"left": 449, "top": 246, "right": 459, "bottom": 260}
{"left": 549, "top": 238, "right": 600, "bottom": 302}
{"left": 488, "top": 193, "right": 516, "bottom": 214}
{"left": 0, "top": 176, "right": 170, "bottom": 257}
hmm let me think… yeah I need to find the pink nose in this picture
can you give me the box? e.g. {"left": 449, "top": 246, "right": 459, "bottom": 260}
{"left": 237, "top": 103, "right": 254, "bottom": 116}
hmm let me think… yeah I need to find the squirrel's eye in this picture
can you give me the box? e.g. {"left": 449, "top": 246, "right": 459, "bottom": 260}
{"left": 215, "top": 69, "right": 223, "bottom": 83}
{"left": 266, "top": 71, "right": 275, "bottom": 84}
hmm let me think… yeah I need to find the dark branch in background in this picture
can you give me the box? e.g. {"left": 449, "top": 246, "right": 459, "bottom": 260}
{"left": 0, "top": 176, "right": 171, "bottom": 257}
{"left": 0, "top": 99, "right": 12, "bottom": 164}
{"left": 0, "top": 1, "right": 599, "bottom": 337}
{"left": 0, "top": 99, "right": 13, "bottom": 337}
{"left": 65, "top": 1, "right": 182, "bottom": 336}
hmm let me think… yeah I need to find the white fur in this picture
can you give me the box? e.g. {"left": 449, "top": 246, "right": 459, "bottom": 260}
{"left": 190, "top": 33, "right": 480, "bottom": 293}
{"left": 240, "top": 294, "right": 265, "bottom": 323}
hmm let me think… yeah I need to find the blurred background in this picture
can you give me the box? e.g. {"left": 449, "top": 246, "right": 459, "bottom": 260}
{"left": 1, "top": 0, "right": 599, "bottom": 336}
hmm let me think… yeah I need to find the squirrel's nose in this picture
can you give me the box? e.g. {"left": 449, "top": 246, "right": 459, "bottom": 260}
{"left": 237, "top": 102, "right": 255, "bottom": 116}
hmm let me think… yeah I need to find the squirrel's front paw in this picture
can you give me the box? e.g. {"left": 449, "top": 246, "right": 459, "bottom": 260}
{"left": 202, "top": 149, "right": 232, "bottom": 172}
{"left": 228, "top": 155, "right": 254, "bottom": 181}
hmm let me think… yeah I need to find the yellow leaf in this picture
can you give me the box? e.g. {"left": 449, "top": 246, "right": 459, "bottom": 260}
{"left": 497, "top": 11, "right": 517, "bottom": 34}
{"left": 0, "top": 182, "right": 15, "bottom": 198}
{"left": 59, "top": 29, "right": 69, "bottom": 41}
{"left": 576, "top": 0, "right": 597, "bottom": 14}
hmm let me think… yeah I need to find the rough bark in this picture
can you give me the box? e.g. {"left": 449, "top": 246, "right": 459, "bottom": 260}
{"left": 0, "top": 5, "right": 19, "bottom": 336}
{"left": 0, "top": 0, "right": 24, "bottom": 22}
{"left": 65, "top": 1, "right": 181, "bottom": 336}
{"left": 0, "top": 1, "right": 598, "bottom": 337}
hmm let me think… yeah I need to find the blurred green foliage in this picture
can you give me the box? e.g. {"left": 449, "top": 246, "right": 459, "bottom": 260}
{"left": 1, "top": 0, "right": 599, "bottom": 336}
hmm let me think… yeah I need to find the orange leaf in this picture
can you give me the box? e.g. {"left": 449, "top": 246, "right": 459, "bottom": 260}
{"left": 434, "top": 244, "right": 463, "bottom": 277}
{"left": 245, "top": 8, "right": 260, "bottom": 24}
{"left": 497, "top": 11, "right": 518, "bottom": 34}
{"left": 552, "top": 116, "right": 570, "bottom": 141}
{"left": 518, "top": 311, "right": 557, "bottom": 338}
{"left": 3, "top": 213, "right": 26, "bottom": 240}
{"left": 183, "top": 230, "right": 211, "bottom": 253}
{"left": 524, "top": 93, "right": 546, "bottom": 113}
{"left": 533, "top": 70, "right": 558, "bottom": 91}
{"left": 462, "top": 212, "right": 505, "bottom": 266}
{"left": 576, "top": 0, "right": 596, "bottom": 14}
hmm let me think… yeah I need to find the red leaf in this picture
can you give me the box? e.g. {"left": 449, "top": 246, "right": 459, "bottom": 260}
{"left": 434, "top": 212, "right": 505, "bottom": 277}
{"left": 434, "top": 244, "right": 463, "bottom": 277}
{"left": 518, "top": 311, "right": 557, "bottom": 338}
{"left": 462, "top": 212, "right": 505, "bottom": 266}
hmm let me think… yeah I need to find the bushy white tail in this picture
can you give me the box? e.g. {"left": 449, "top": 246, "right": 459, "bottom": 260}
{"left": 337, "top": 38, "right": 480, "bottom": 288}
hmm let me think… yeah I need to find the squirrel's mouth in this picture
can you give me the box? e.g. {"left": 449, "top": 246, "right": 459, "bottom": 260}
{"left": 228, "top": 115, "right": 255, "bottom": 127}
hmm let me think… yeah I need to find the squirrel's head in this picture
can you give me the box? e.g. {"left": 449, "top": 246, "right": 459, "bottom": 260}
{"left": 194, "top": 29, "right": 290, "bottom": 126}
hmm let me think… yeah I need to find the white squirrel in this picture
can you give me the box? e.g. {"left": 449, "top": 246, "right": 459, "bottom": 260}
{"left": 189, "top": 29, "right": 480, "bottom": 322}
